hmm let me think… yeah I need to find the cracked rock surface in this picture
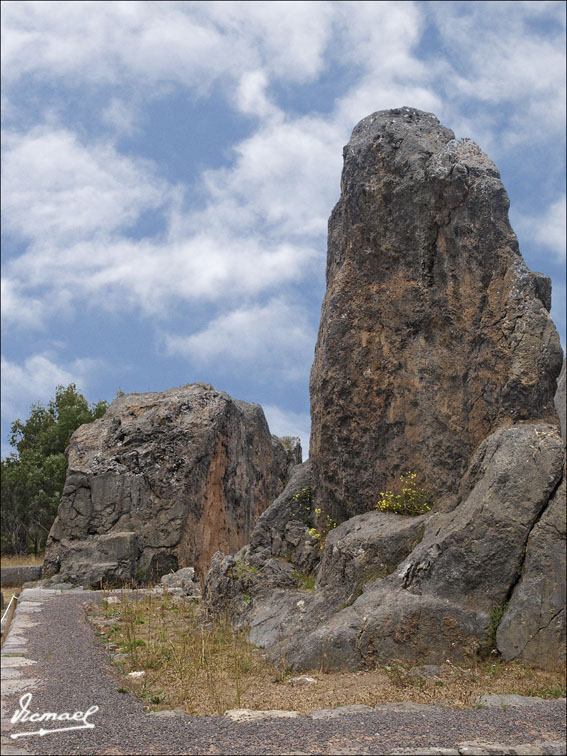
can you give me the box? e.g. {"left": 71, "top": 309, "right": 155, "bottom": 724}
{"left": 309, "top": 107, "right": 563, "bottom": 520}
{"left": 44, "top": 384, "right": 298, "bottom": 585}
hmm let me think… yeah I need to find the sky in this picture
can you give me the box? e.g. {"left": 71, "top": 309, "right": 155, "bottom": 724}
{"left": 1, "top": 0, "right": 566, "bottom": 460}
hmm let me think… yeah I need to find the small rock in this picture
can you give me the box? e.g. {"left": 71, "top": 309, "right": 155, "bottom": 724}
{"left": 375, "top": 701, "right": 441, "bottom": 712}
{"left": 456, "top": 744, "right": 566, "bottom": 756}
{"left": 476, "top": 694, "right": 547, "bottom": 707}
{"left": 388, "top": 749, "right": 459, "bottom": 755}
{"left": 224, "top": 709, "right": 301, "bottom": 722}
{"left": 414, "top": 664, "right": 443, "bottom": 679}
{"left": 149, "top": 709, "right": 188, "bottom": 718}
{"left": 309, "top": 704, "right": 374, "bottom": 719}
{"left": 288, "top": 675, "right": 317, "bottom": 686}
{"left": 127, "top": 670, "right": 145, "bottom": 678}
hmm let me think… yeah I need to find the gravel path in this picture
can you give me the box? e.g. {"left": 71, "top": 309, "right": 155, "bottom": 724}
{"left": 2, "top": 591, "right": 565, "bottom": 755}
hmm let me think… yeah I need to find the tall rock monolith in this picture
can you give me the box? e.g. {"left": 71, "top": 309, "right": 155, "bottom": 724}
{"left": 204, "top": 108, "right": 565, "bottom": 673}
{"left": 309, "top": 107, "right": 563, "bottom": 519}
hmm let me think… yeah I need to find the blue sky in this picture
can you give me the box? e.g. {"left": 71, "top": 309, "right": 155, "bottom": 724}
{"left": 2, "top": 1, "right": 566, "bottom": 459}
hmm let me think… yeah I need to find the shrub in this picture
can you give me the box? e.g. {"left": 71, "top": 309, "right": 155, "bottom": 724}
{"left": 308, "top": 507, "right": 338, "bottom": 549}
{"left": 376, "top": 472, "right": 432, "bottom": 516}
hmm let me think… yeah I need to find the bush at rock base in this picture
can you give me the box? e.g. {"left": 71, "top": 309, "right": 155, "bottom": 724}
{"left": 376, "top": 473, "right": 433, "bottom": 516}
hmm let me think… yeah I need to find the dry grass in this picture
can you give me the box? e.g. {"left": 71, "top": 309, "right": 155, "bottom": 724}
{"left": 87, "top": 592, "right": 566, "bottom": 717}
{"left": 2, "top": 587, "right": 20, "bottom": 605}
{"left": 1, "top": 553, "right": 44, "bottom": 568}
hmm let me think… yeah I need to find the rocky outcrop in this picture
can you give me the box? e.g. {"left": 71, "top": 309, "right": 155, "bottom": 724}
{"left": 204, "top": 108, "right": 565, "bottom": 673}
{"left": 272, "top": 436, "right": 303, "bottom": 480}
{"left": 206, "top": 423, "right": 564, "bottom": 670}
{"left": 554, "top": 359, "right": 566, "bottom": 443}
{"left": 159, "top": 567, "right": 201, "bottom": 598}
{"left": 496, "top": 477, "right": 566, "bottom": 669}
{"left": 309, "top": 107, "right": 563, "bottom": 519}
{"left": 1, "top": 565, "right": 43, "bottom": 587}
{"left": 44, "top": 384, "right": 296, "bottom": 586}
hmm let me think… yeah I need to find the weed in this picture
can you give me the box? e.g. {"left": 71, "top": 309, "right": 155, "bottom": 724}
{"left": 308, "top": 508, "right": 339, "bottom": 549}
{"left": 376, "top": 472, "right": 432, "bottom": 516}
{"left": 0, "top": 553, "right": 44, "bottom": 568}
{"left": 90, "top": 594, "right": 566, "bottom": 716}
{"left": 480, "top": 603, "right": 508, "bottom": 658}
{"left": 292, "top": 572, "right": 316, "bottom": 590}
{"left": 234, "top": 561, "right": 260, "bottom": 582}
{"left": 291, "top": 487, "right": 315, "bottom": 523}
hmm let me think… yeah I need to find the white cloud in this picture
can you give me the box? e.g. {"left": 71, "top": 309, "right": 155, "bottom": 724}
{"left": 2, "top": 127, "right": 170, "bottom": 244}
{"left": 5, "top": 228, "right": 320, "bottom": 323}
{"left": 198, "top": 114, "right": 343, "bottom": 239}
{"left": 1, "top": 0, "right": 334, "bottom": 94}
{"left": 263, "top": 404, "right": 311, "bottom": 461}
{"left": 2, "top": 114, "right": 326, "bottom": 325}
{"left": 536, "top": 197, "right": 567, "bottom": 262}
{"left": 0, "top": 353, "right": 101, "bottom": 440}
{"left": 1, "top": 1, "right": 233, "bottom": 90}
{"left": 428, "top": 1, "right": 566, "bottom": 150}
{"left": 235, "top": 70, "right": 281, "bottom": 121}
{"left": 512, "top": 195, "right": 566, "bottom": 264}
{"left": 1, "top": 277, "right": 48, "bottom": 329}
{"left": 164, "top": 297, "right": 315, "bottom": 381}
{"left": 205, "top": 1, "right": 335, "bottom": 83}
{"left": 101, "top": 97, "right": 140, "bottom": 136}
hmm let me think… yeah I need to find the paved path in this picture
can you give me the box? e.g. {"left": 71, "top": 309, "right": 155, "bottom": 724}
{"left": 1, "top": 588, "right": 565, "bottom": 756}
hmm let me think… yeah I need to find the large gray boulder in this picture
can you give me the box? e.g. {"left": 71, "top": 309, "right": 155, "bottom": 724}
{"left": 554, "top": 359, "right": 566, "bottom": 443}
{"left": 316, "top": 510, "right": 428, "bottom": 594}
{"left": 44, "top": 384, "right": 296, "bottom": 586}
{"left": 397, "top": 424, "right": 563, "bottom": 610}
{"left": 282, "top": 423, "right": 564, "bottom": 671}
{"left": 309, "top": 107, "right": 563, "bottom": 519}
{"left": 206, "top": 423, "right": 564, "bottom": 671}
{"left": 497, "top": 477, "right": 566, "bottom": 669}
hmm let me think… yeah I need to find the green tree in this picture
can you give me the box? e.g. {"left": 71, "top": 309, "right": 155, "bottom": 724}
{"left": 1, "top": 384, "right": 108, "bottom": 555}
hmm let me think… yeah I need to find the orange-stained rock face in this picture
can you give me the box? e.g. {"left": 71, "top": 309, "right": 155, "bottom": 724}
{"left": 44, "top": 384, "right": 299, "bottom": 585}
{"left": 309, "top": 107, "right": 563, "bottom": 519}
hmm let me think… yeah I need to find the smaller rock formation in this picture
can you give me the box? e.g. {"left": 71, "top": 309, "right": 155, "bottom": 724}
{"left": 158, "top": 567, "right": 201, "bottom": 598}
{"left": 1, "top": 565, "right": 43, "bottom": 587}
{"left": 205, "top": 423, "right": 564, "bottom": 671}
{"left": 44, "top": 384, "right": 297, "bottom": 586}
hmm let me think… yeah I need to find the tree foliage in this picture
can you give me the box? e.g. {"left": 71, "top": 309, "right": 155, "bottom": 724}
{"left": 1, "top": 384, "right": 108, "bottom": 555}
